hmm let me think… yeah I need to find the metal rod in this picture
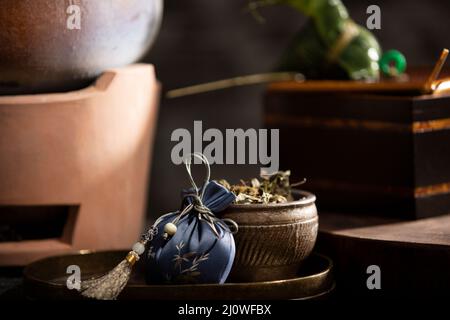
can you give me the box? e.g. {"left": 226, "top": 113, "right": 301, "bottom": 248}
{"left": 425, "top": 48, "right": 449, "bottom": 93}
{"left": 166, "top": 72, "right": 304, "bottom": 98}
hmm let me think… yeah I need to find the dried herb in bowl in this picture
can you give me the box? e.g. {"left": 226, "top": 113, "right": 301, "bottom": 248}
{"left": 218, "top": 171, "right": 306, "bottom": 204}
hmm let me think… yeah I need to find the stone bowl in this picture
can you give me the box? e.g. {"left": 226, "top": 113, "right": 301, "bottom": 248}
{"left": 0, "top": 0, "right": 163, "bottom": 94}
{"left": 221, "top": 189, "right": 318, "bottom": 282}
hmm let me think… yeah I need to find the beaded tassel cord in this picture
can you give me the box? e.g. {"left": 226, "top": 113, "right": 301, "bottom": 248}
{"left": 80, "top": 224, "right": 158, "bottom": 300}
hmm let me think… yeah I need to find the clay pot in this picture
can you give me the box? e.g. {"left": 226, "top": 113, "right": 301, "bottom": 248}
{"left": 221, "top": 190, "right": 318, "bottom": 282}
{"left": 0, "top": 64, "right": 160, "bottom": 266}
{"left": 0, "top": 0, "right": 163, "bottom": 94}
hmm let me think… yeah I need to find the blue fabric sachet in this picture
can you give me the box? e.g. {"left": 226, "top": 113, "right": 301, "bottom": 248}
{"left": 146, "top": 181, "right": 236, "bottom": 284}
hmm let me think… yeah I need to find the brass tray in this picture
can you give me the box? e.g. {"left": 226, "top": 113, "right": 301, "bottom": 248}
{"left": 24, "top": 250, "right": 334, "bottom": 300}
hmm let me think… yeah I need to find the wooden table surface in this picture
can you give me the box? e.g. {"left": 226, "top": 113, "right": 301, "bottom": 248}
{"left": 317, "top": 212, "right": 450, "bottom": 299}
{"left": 320, "top": 212, "right": 450, "bottom": 246}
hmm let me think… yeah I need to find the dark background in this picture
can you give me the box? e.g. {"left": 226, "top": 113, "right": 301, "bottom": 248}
{"left": 144, "top": 0, "right": 450, "bottom": 220}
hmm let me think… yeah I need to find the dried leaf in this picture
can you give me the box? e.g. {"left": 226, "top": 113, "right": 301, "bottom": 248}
{"left": 220, "top": 170, "right": 305, "bottom": 205}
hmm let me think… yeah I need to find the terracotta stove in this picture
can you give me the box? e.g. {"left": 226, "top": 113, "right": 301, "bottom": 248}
{"left": 0, "top": 64, "right": 159, "bottom": 266}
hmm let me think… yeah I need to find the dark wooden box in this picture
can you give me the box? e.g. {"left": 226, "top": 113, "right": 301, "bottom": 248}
{"left": 265, "top": 74, "right": 450, "bottom": 219}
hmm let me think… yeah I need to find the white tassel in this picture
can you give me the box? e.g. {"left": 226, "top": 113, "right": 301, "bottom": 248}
{"left": 80, "top": 251, "right": 138, "bottom": 300}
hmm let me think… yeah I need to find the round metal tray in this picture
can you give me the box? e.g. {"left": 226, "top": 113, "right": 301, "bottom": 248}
{"left": 24, "top": 250, "right": 334, "bottom": 300}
